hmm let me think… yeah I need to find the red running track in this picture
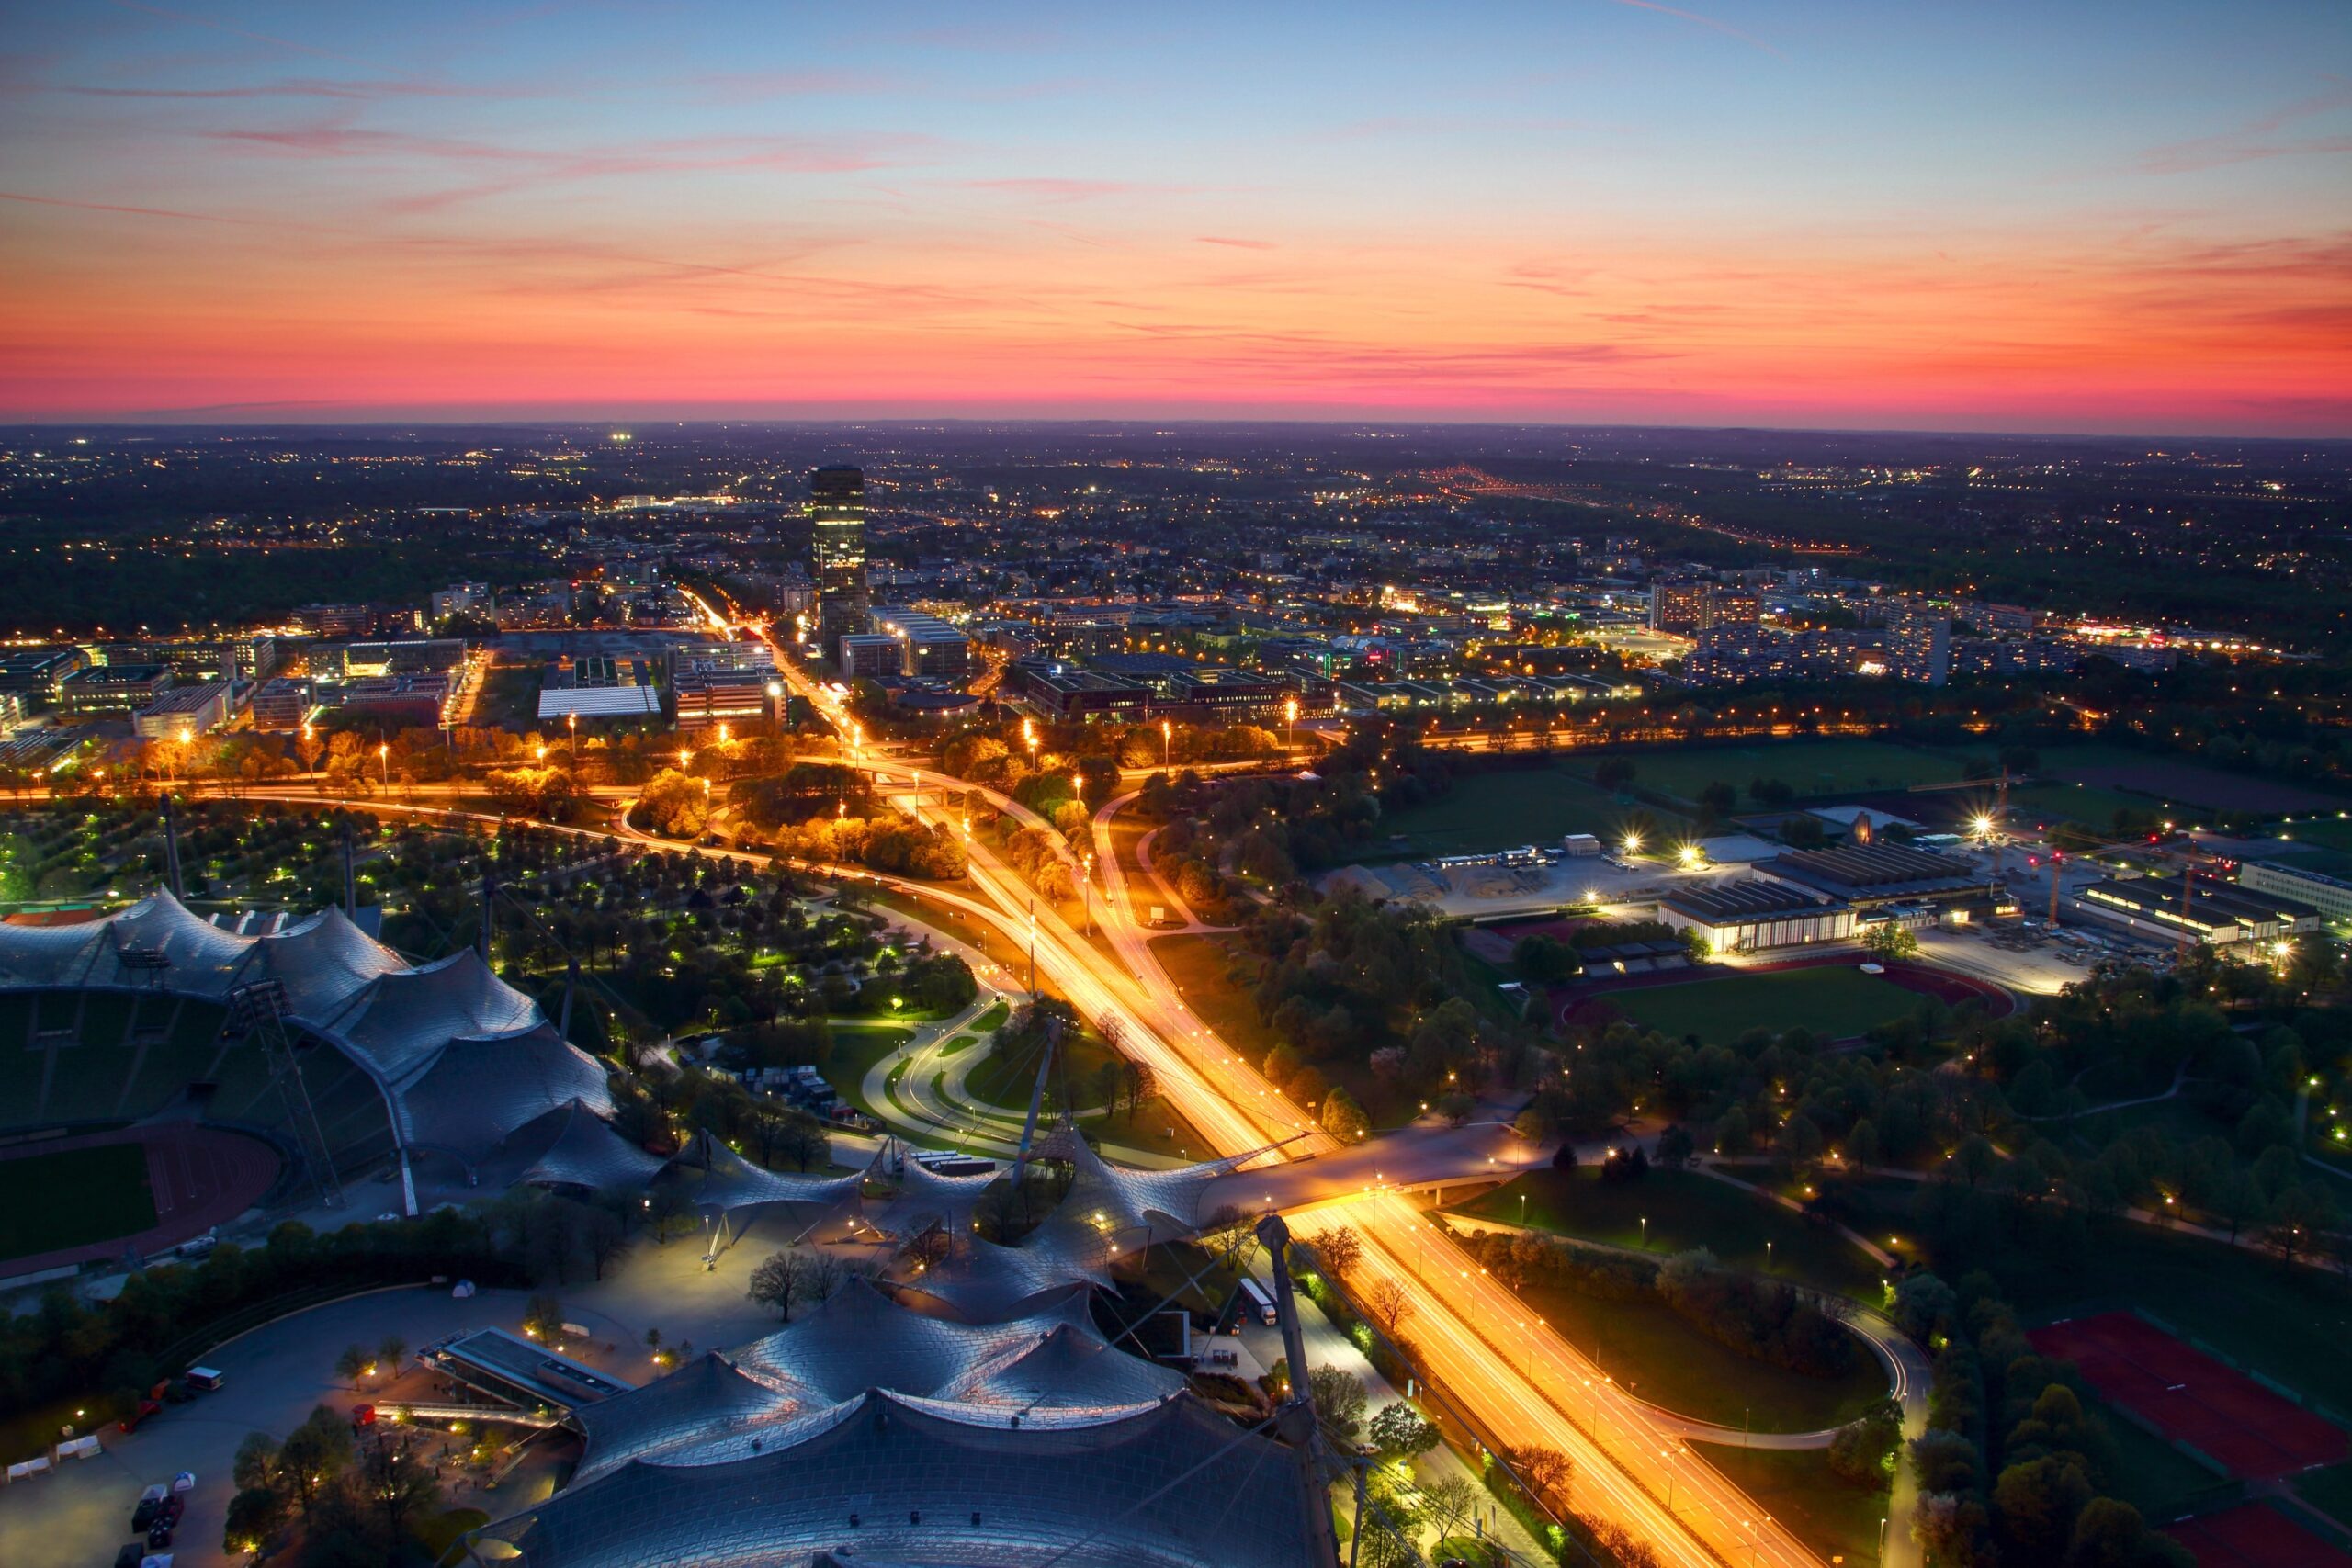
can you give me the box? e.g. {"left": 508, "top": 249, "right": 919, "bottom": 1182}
{"left": 0, "top": 1123, "right": 280, "bottom": 1276}
{"left": 2030, "top": 1312, "right": 2347, "bottom": 1482}
{"left": 2168, "top": 1504, "right": 2352, "bottom": 1568}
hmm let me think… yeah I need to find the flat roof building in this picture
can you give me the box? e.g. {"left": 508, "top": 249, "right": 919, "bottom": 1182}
{"left": 60, "top": 663, "right": 171, "bottom": 716}
{"left": 133, "top": 682, "right": 232, "bottom": 741}
{"left": 1658, "top": 879, "right": 1856, "bottom": 953}
{"left": 2080, "top": 874, "right": 2321, "bottom": 949}
{"left": 1754, "top": 842, "right": 1983, "bottom": 907}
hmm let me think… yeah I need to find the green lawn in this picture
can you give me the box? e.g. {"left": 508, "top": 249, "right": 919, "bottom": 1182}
{"left": 1689, "top": 1443, "right": 1889, "bottom": 1568}
{"left": 2095, "top": 1398, "right": 2230, "bottom": 1517}
{"left": 1568, "top": 739, "right": 1970, "bottom": 806}
{"left": 1153, "top": 932, "right": 1283, "bottom": 1066}
{"left": 0, "top": 1142, "right": 157, "bottom": 1263}
{"left": 972, "top": 1000, "right": 1011, "bottom": 1032}
{"left": 1455, "top": 1168, "right": 1886, "bottom": 1299}
{"left": 1371, "top": 769, "right": 1683, "bottom": 859}
{"left": 1606, "top": 965, "right": 1925, "bottom": 1045}
{"left": 1516, "top": 1275, "right": 1889, "bottom": 1433}
{"left": 2278, "top": 816, "right": 2352, "bottom": 853}
{"left": 2005, "top": 782, "right": 2174, "bottom": 834}
{"left": 2295, "top": 1462, "right": 2352, "bottom": 1533}
{"left": 817, "top": 1021, "right": 915, "bottom": 1122}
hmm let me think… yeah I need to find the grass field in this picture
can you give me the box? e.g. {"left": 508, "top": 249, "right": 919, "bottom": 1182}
{"left": 2278, "top": 817, "right": 2352, "bottom": 853}
{"left": 1455, "top": 1168, "right": 1885, "bottom": 1299}
{"left": 0, "top": 1142, "right": 156, "bottom": 1263}
{"left": 2034, "top": 744, "right": 2352, "bottom": 816}
{"left": 817, "top": 1021, "right": 915, "bottom": 1122}
{"left": 2097, "top": 1397, "right": 2232, "bottom": 1517}
{"left": 1689, "top": 1443, "right": 1888, "bottom": 1568}
{"left": 1606, "top": 966, "right": 1925, "bottom": 1045}
{"left": 1568, "top": 739, "right": 1970, "bottom": 806}
{"left": 1371, "top": 769, "right": 1681, "bottom": 859}
{"left": 2295, "top": 1462, "right": 2352, "bottom": 1533}
{"left": 1515, "top": 1274, "right": 1889, "bottom": 1433}
{"left": 2005, "top": 781, "right": 2173, "bottom": 834}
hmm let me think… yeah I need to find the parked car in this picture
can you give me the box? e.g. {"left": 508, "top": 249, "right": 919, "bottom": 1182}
{"left": 131, "top": 1484, "right": 168, "bottom": 1530}
{"left": 113, "top": 1544, "right": 145, "bottom": 1568}
{"left": 146, "top": 1521, "right": 174, "bottom": 1551}
{"left": 160, "top": 1495, "right": 186, "bottom": 1527}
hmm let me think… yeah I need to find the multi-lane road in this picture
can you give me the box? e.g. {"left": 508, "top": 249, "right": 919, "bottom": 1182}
{"left": 695, "top": 593, "right": 1833, "bottom": 1568}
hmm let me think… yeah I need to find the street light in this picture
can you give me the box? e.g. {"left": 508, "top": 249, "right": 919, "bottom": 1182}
{"left": 1159, "top": 718, "right": 1171, "bottom": 768}
{"left": 378, "top": 742, "right": 390, "bottom": 789}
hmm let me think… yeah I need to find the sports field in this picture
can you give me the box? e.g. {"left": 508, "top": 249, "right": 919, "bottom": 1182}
{"left": 1605, "top": 965, "right": 1924, "bottom": 1044}
{"left": 0, "top": 1142, "right": 157, "bottom": 1264}
{"left": 2029, "top": 1312, "right": 2347, "bottom": 1481}
{"left": 1567, "top": 739, "right": 1970, "bottom": 805}
{"left": 2167, "top": 1503, "right": 2352, "bottom": 1568}
{"left": 1372, "top": 769, "right": 1680, "bottom": 859}
{"left": 2036, "top": 744, "right": 2351, "bottom": 816}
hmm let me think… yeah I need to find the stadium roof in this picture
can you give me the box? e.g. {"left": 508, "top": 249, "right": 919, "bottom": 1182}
{"left": 481, "top": 1386, "right": 1321, "bottom": 1568}
{"left": 0, "top": 892, "right": 611, "bottom": 1171}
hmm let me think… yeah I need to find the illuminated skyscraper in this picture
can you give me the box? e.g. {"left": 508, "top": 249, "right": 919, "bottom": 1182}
{"left": 809, "top": 466, "right": 869, "bottom": 647}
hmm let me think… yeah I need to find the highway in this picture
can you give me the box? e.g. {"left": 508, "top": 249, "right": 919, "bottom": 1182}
{"left": 304, "top": 586, "right": 1834, "bottom": 1568}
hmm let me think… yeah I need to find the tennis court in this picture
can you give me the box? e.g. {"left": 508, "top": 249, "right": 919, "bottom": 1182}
{"left": 2167, "top": 1503, "right": 2352, "bottom": 1568}
{"left": 2030, "top": 1312, "right": 2347, "bottom": 1481}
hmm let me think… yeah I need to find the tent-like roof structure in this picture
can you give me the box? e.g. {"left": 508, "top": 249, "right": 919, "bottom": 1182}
{"left": 507, "top": 1100, "right": 673, "bottom": 1193}
{"left": 0, "top": 892, "right": 612, "bottom": 1172}
{"left": 730, "top": 1279, "right": 1106, "bottom": 1408}
{"left": 685, "top": 1138, "right": 866, "bottom": 1218}
{"left": 481, "top": 1387, "right": 1322, "bottom": 1568}
{"left": 569, "top": 1280, "right": 1183, "bottom": 1489}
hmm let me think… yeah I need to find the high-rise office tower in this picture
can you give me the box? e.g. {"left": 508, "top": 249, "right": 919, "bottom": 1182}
{"left": 810, "top": 466, "right": 869, "bottom": 648}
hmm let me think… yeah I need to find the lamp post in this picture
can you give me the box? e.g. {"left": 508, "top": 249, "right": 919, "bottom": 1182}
{"left": 567, "top": 710, "right": 578, "bottom": 767}
{"left": 378, "top": 742, "right": 390, "bottom": 791}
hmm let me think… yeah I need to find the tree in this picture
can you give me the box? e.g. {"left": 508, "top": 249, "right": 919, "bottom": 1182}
{"left": 223, "top": 1485, "right": 288, "bottom": 1555}
{"left": 278, "top": 1404, "right": 356, "bottom": 1511}
{"left": 1307, "top": 1364, "right": 1368, "bottom": 1446}
{"left": 1367, "top": 1402, "right": 1440, "bottom": 1459}
{"left": 376, "top": 1335, "right": 407, "bottom": 1372}
{"left": 1508, "top": 1445, "right": 1573, "bottom": 1506}
{"left": 522, "top": 1292, "right": 567, "bottom": 1344}
{"left": 639, "top": 769, "right": 710, "bottom": 839}
{"left": 1420, "top": 1473, "right": 1480, "bottom": 1543}
{"left": 232, "top": 1431, "right": 282, "bottom": 1495}
{"left": 1317, "top": 1224, "right": 1363, "bottom": 1280}
{"left": 1827, "top": 1400, "right": 1901, "bottom": 1491}
{"left": 358, "top": 1435, "right": 442, "bottom": 1541}
{"left": 1202, "top": 1205, "right": 1260, "bottom": 1272}
{"left": 1862, "top": 922, "right": 1921, "bottom": 962}
{"left": 1368, "top": 1275, "right": 1416, "bottom": 1337}
{"left": 334, "top": 1342, "right": 372, "bottom": 1384}
{"left": 1321, "top": 1085, "right": 1370, "bottom": 1142}
{"left": 2066, "top": 1497, "right": 2196, "bottom": 1568}
{"left": 748, "top": 1249, "right": 810, "bottom": 1320}
{"left": 1655, "top": 1124, "right": 1694, "bottom": 1168}
{"left": 647, "top": 1183, "right": 694, "bottom": 1242}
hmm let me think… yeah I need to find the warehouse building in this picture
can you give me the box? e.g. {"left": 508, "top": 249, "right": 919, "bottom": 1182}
{"left": 1657, "top": 880, "right": 1856, "bottom": 953}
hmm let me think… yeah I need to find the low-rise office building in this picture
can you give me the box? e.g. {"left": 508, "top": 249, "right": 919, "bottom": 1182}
{"left": 250, "top": 677, "right": 315, "bottom": 732}
{"left": 2239, "top": 859, "right": 2352, "bottom": 925}
{"left": 60, "top": 663, "right": 172, "bottom": 716}
{"left": 133, "top": 682, "right": 232, "bottom": 741}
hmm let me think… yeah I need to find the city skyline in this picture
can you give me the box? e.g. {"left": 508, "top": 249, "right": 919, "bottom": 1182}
{"left": 4, "top": 0, "right": 2348, "bottom": 434}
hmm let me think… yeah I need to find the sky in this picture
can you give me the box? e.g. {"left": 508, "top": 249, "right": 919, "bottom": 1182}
{"left": 2, "top": 1, "right": 2347, "bottom": 434}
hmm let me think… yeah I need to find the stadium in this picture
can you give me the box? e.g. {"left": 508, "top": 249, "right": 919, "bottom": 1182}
{"left": 467, "top": 1143, "right": 1340, "bottom": 1568}
{"left": 0, "top": 890, "right": 617, "bottom": 1264}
